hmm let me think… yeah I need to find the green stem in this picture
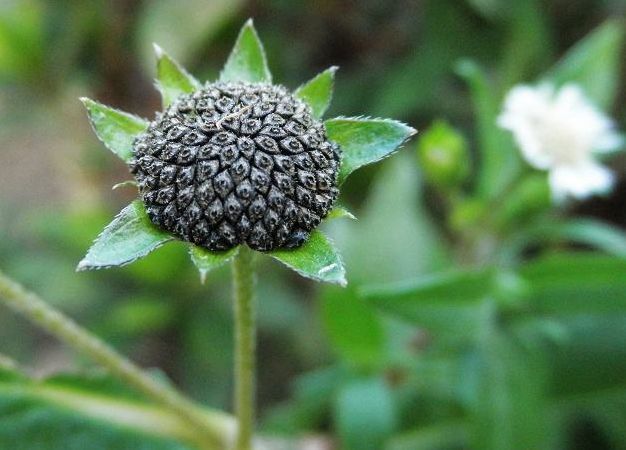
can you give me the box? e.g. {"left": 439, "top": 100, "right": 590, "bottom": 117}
{"left": 231, "top": 246, "right": 257, "bottom": 450}
{"left": 0, "top": 269, "right": 232, "bottom": 450}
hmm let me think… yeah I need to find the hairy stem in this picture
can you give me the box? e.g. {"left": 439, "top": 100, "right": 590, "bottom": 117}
{"left": 0, "top": 269, "right": 233, "bottom": 450}
{"left": 231, "top": 246, "right": 257, "bottom": 450}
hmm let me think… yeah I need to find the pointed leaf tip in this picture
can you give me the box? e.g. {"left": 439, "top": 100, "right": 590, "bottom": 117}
{"left": 152, "top": 42, "right": 164, "bottom": 58}
{"left": 81, "top": 98, "right": 148, "bottom": 163}
{"left": 78, "top": 201, "right": 173, "bottom": 271}
{"left": 268, "top": 231, "right": 347, "bottom": 286}
{"left": 295, "top": 66, "right": 339, "bottom": 119}
{"left": 327, "top": 206, "right": 357, "bottom": 221}
{"left": 189, "top": 245, "right": 240, "bottom": 283}
{"left": 220, "top": 20, "right": 272, "bottom": 84}
{"left": 325, "top": 117, "right": 417, "bottom": 184}
{"left": 154, "top": 44, "right": 200, "bottom": 108}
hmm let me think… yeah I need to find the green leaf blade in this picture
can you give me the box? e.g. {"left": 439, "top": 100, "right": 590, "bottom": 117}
{"left": 466, "top": 331, "right": 549, "bottom": 450}
{"left": 502, "top": 218, "right": 626, "bottom": 263}
{"left": 77, "top": 201, "right": 173, "bottom": 271}
{"left": 544, "top": 19, "right": 625, "bottom": 109}
{"left": 455, "top": 60, "right": 521, "bottom": 199}
{"left": 0, "top": 367, "right": 233, "bottom": 450}
{"left": 267, "top": 231, "right": 346, "bottom": 286}
{"left": 335, "top": 377, "right": 397, "bottom": 450}
{"left": 154, "top": 44, "right": 201, "bottom": 108}
{"left": 81, "top": 98, "right": 148, "bottom": 163}
{"left": 327, "top": 206, "right": 357, "bottom": 221}
{"left": 321, "top": 287, "right": 384, "bottom": 368}
{"left": 520, "top": 252, "right": 626, "bottom": 314}
{"left": 294, "top": 66, "right": 338, "bottom": 119}
{"left": 325, "top": 117, "right": 416, "bottom": 184}
{"left": 219, "top": 19, "right": 271, "bottom": 84}
{"left": 189, "top": 245, "right": 240, "bottom": 283}
{"left": 361, "top": 269, "right": 495, "bottom": 339}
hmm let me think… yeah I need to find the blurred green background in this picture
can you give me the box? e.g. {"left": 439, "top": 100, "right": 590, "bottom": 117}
{"left": 1, "top": 0, "right": 626, "bottom": 449}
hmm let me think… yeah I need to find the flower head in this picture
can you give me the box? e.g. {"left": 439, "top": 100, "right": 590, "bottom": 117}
{"left": 131, "top": 82, "right": 340, "bottom": 252}
{"left": 498, "top": 83, "right": 622, "bottom": 200}
{"left": 78, "top": 20, "right": 415, "bottom": 285}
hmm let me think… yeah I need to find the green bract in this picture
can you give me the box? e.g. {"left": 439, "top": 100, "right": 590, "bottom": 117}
{"left": 78, "top": 19, "right": 416, "bottom": 285}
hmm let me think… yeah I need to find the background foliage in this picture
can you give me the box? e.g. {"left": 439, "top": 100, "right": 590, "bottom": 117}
{"left": 1, "top": 0, "right": 626, "bottom": 449}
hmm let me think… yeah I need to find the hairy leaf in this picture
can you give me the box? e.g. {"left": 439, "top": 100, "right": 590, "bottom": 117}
{"left": 81, "top": 98, "right": 148, "bottom": 162}
{"left": 325, "top": 117, "right": 416, "bottom": 184}
{"left": 267, "top": 231, "right": 346, "bottom": 286}
{"left": 294, "top": 66, "right": 338, "bottom": 119}
{"left": 189, "top": 245, "right": 239, "bottom": 284}
{"left": 153, "top": 44, "right": 200, "bottom": 108}
{"left": 77, "top": 201, "right": 173, "bottom": 271}
{"left": 326, "top": 206, "right": 357, "bottom": 221}
{"left": 219, "top": 19, "right": 271, "bottom": 84}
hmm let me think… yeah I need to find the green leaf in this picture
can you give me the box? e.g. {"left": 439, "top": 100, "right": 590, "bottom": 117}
{"left": 0, "top": 367, "right": 233, "bottom": 450}
{"left": 544, "top": 19, "right": 625, "bottom": 109}
{"left": 464, "top": 330, "right": 549, "bottom": 450}
{"left": 264, "top": 366, "right": 344, "bottom": 433}
{"left": 546, "top": 315, "right": 626, "bottom": 398}
{"left": 499, "top": 0, "right": 552, "bottom": 89}
{"left": 362, "top": 269, "right": 494, "bottom": 338}
{"left": 153, "top": 44, "right": 200, "bottom": 108}
{"left": 456, "top": 60, "right": 521, "bottom": 199}
{"left": 520, "top": 252, "right": 626, "bottom": 314}
{"left": 294, "top": 66, "right": 338, "bottom": 119}
{"left": 326, "top": 117, "right": 416, "bottom": 184}
{"left": 363, "top": 269, "right": 494, "bottom": 307}
{"left": 189, "top": 245, "right": 239, "bottom": 284}
{"left": 332, "top": 153, "right": 450, "bottom": 285}
{"left": 387, "top": 421, "right": 468, "bottom": 450}
{"left": 326, "top": 206, "right": 357, "bottom": 221}
{"left": 502, "top": 218, "right": 626, "bottom": 263}
{"left": 219, "top": 19, "right": 271, "bottom": 84}
{"left": 321, "top": 287, "right": 385, "bottom": 368}
{"left": 267, "top": 230, "right": 346, "bottom": 286}
{"left": 77, "top": 201, "right": 173, "bottom": 271}
{"left": 81, "top": 98, "right": 148, "bottom": 162}
{"left": 335, "top": 377, "right": 397, "bottom": 450}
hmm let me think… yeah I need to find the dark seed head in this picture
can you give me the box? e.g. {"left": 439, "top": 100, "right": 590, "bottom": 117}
{"left": 131, "top": 82, "right": 341, "bottom": 251}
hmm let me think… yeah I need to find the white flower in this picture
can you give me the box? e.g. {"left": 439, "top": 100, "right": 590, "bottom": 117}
{"left": 497, "top": 83, "right": 623, "bottom": 201}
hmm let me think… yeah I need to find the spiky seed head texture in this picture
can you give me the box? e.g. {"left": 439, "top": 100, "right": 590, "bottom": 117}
{"left": 129, "top": 82, "right": 341, "bottom": 252}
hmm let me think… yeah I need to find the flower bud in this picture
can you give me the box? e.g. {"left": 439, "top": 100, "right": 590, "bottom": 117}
{"left": 417, "top": 120, "right": 470, "bottom": 190}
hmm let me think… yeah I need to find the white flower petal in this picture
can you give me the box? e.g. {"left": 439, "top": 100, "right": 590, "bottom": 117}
{"left": 498, "top": 82, "right": 622, "bottom": 200}
{"left": 594, "top": 132, "right": 624, "bottom": 153}
{"left": 549, "top": 162, "right": 614, "bottom": 201}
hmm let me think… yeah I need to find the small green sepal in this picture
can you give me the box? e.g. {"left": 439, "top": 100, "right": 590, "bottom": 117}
{"left": 219, "top": 19, "right": 272, "bottom": 84}
{"left": 189, "top": 245, "right": 240, "bottom": 284}
{"left": 77, "top": 201, "right": 173, "bottom": 271}
{"left": 325, "top": 117, "right": 417, "bottom": 184}
{"left": 81, "top": 98, "right": 148, "bottom": 163}
{"left": 153, "top": 43, "right": 201, "bottom": 108}
{"left": 267, "top": 231, "right": 347, "bottom": 286}
{"left": 295, "top": 66, "right": 338, "bottom": 119}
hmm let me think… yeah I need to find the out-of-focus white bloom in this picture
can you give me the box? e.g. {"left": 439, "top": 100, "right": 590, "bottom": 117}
{"left": 498, "top": 83, "right": 623, "bottom": 201}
